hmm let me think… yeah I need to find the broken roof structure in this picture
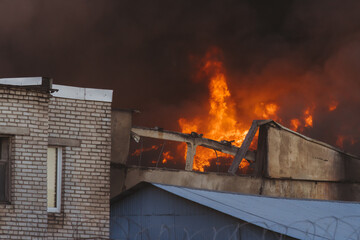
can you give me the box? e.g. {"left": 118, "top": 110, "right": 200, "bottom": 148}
{"left": 111, "top": 110, "right": 360, "bottom": 201}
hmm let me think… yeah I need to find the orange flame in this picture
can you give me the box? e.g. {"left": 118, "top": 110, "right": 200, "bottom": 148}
{"left": 131, "top": 145, "right": 159, "bottom": 156}
{"left": 162, "top": 151, "right": 174, "bottom": 164}
{"left": 288, "top": 107, "right": 314, "bottom": 132}
{"left": 131, "top": 47, "right": 357, "bottom": 171}
{"left": 304, "top": 107, "right": 313, "bottom": 127}
{"left": 179, "top": 49, "right": 256, "bottom": 172}
{"left": 254, "top": 102, "right": 279, "bottom": 119}
{"left": 336, "top": 135, "right": 345, "bottom": 148}
{"left": 178, "top": 48, "right": 322, "bottom": 172}
{"left": 336, "top": 135, "right": 356, "bottom": 149}
{"left": 290, "top": 118, "right": 301, "bottom": 132}
{"left": 328, "top": 100, "right": 338, "bottom": 111}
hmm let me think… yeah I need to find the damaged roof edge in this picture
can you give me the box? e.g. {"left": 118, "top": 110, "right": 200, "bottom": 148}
{"left": 52, "top": 84, "right": 113, "bottom": 102}
{"left": 264, "top": 120, "right": 360, "bottom": 160}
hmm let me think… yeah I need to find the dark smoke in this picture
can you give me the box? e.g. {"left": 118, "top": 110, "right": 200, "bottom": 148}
{"left": 1, "top": 0, "right": 360, "bottom": 154}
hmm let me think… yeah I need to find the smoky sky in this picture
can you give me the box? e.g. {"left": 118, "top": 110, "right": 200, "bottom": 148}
{"left": 1, "top": 0, "right": 360, "bottom": 154}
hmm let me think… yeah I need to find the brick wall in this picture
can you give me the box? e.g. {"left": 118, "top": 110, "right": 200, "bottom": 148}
{"left": 47, "top": 97, "right": 111, "bottom": 239}
{"left": 0, "top": 87, "right": 49, "bottom": 239}
{"left": 0, "top": 86, "right": 111, "bottom": 239}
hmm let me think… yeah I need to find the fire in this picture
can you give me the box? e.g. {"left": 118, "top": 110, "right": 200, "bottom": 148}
{"left": 254, "top": 102, "right": 279, "bottom": 119}
{"left": 288, "top": 107, "right": 314, "bottom": 131}
{"left": 162, "top": 151, "right": 174, "bottom": 164}
{"left": 179, "top": 48, "right": 255, "bottom": 172}
{"left": 290, "top": 119, "right": 301, "bottom": 132}
{"left": 336, "top": 135, "right": 356, "bottom": 149}
{"left": 177, "top": 48, "right": 322, "bottom": 172}
{"left": 131, "top": 47, "right": 357, "bottom": 172}
{"left": 304, "top": 108, "right": 313, "bottom": 127}
{"left": 131, "top": 145, "right": 159, "bottom": 156}
{"left": 328, "top": 100, "right": 338, "bottom": 111}
{"left": 336, "top": 135, "right": 345, "bottom": 148}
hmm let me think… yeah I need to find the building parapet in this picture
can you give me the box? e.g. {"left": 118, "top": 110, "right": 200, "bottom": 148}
{"left": 0, "top": 77, "right": 113, "bottom": 102}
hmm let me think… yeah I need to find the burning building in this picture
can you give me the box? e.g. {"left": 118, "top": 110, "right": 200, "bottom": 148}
{"left": 110, "top": 113, "right": 360, "bottom": 239}
{"left": 112, "top": 115, "right": 360, "bottom": 201}
{"left": 107, "top": 47, "right": 360, "bottom": 239}
{"left": 0, "top": 76, "right": 358, "bottom": 239}
{"left": 111, "top": 48, "right": 360, "bottom": 202}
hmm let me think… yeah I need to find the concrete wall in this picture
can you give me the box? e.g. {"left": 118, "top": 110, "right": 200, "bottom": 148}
{"left": 265, "top": 125, "right": 360, "bottom": 182}
{"left": 111, "top": 110, "right": 132, "bottom": 165}
{"left": 110, "top": 110, "right": 132, "bottom": 198}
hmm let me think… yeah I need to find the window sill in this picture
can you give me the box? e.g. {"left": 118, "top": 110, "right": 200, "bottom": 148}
{"left": 47, "top": 207, "right": 61, "bottom": 214}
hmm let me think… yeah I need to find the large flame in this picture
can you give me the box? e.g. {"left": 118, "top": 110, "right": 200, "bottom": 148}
{"left": 130, "top": 47, "right": 355, "bottom": 172}
{"left": 177, "top": 48, "right": 325, "bottom": 172}
{"left": 179, "top": 48, "right": 262, "bottom": 172}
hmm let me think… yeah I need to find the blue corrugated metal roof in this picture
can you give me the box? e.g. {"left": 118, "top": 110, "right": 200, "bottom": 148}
{"left": 152, "top": 183, "right": 360, "bottom": 240}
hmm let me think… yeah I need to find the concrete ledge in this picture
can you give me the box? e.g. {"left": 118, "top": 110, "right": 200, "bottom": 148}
{"left": 0, "top": 77, "right": 43, "bottom": 86}
{"left": 52, "top": 84, "right": 113, "bottom": 102}
{"left": 0, "top": 77, "right": 52, "bottom": 91}
{"left": 0, "top": 126, "right": 30, "bottom": 135}
{"left": 48, "top": 137, "right": 81, "bottom": 147}
{"left": 119, "top": 167, "right": 360, "bottom": 201}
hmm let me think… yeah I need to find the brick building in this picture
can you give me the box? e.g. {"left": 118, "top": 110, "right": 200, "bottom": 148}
{"left": 0, "top": 77, "right": 112, "bottom": 239}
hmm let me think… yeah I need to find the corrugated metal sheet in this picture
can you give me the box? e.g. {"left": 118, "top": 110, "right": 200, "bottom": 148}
{"left": 154, "top": 183, "right": 360, "bottom": 240}
{"left": 111, "top": 184, "right": 288, "bottom": 240}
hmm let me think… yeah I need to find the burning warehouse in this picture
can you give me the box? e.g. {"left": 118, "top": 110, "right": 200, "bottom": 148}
{"left": 109, "top": 54, "right": 360, "bottom": 238}
{"left": 0, "top": 77, "right": 359, "bottom": 239}
{"left": 110, "top": 115, "right": 360, "bottom": 239}
{"left": 110, "top": 48, "right": 360, "bottom": 202}
{"left": 2, "top": 1, "right": 360, "bottom": 239}
{"left": 111, "top": 117, "right": 360, "bottom": 201}
{"left": 109, "top": 46, "right": 360, "bottom": 240}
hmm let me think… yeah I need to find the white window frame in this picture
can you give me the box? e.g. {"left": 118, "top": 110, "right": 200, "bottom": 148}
{"left": 47, "top": 147, "right": 62, "bottom": 213}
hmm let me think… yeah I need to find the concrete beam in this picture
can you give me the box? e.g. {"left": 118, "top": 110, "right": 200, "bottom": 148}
{"left": 48, "top": 137, "right": 81, "bottom": 147}
{"left": 229, "top": 120, "right": 259, "bottom": 174}
{"left": 131, "top": 127, "right": 190, "bottom": 143}
{"left": 185, "top": 143, "right": 196, "bottom": 171}
{"left": 131, "top": 126, "right": 256, "bottom": 171}
{"left": 0, "top": 126, "right": 30, "bottom": 135}
{"left": 131, "top": 126, "right": 253, "bottom": 157}
{"left": 228, "top": 120, "right": 273, "bottom": 174}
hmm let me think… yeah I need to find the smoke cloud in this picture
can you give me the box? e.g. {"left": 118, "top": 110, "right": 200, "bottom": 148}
{"left": 1, "top": 0, "right": 360, "bottom": 154}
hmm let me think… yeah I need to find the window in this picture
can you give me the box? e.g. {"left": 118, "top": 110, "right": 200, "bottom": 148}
{"left": 47, "top": 147, "right": 62, "bottom": 212}
{"left": 0, "top": 137, "right": 10, "bottom": 203}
